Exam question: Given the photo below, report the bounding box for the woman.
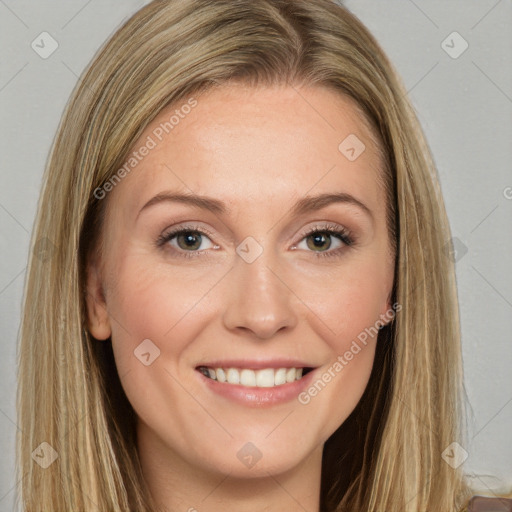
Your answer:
[16,0,510,510]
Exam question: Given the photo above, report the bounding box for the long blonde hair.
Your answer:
[18,0,475,510]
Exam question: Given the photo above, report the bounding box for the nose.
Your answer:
[221,249,298,340]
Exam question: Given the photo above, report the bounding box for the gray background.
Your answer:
[0,1,511,509]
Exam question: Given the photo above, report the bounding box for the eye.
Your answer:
[156,226,218,255]
[156,222,354,259]
[293,223,354,258]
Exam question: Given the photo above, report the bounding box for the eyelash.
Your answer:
[155,224,218,260]
[155,222,355,260]
[295,222,354,259]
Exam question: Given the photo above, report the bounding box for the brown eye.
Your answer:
[294,225,353,259]
[176,231,203,250]
[305,232,333,252]
[158,228,216,253]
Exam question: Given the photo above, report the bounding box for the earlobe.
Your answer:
[85,262,112,340]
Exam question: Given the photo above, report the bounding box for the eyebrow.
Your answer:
[137,191,372,220]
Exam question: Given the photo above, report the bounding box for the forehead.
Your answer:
[107,84,385,218]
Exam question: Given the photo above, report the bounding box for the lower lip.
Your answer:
[197,369,316,407]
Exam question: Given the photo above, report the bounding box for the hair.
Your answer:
[17,0,481,510]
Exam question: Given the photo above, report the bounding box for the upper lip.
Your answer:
[195,359,317,370]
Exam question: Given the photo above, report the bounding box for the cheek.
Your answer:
[105,251,226,385]
[294,255,390,352]
[292,266,387,436]
[104,256,224,443]
[264,254,390,424]
[106,245,227,340]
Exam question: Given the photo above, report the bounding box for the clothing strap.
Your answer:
[468,496,512,511]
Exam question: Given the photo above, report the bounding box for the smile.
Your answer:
[197,366,313,388]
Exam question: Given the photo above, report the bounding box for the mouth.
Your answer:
[196,366,314,388]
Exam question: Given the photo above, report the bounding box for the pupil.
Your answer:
[308,232,331,251]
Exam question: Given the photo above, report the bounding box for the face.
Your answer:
[86,84,395,480]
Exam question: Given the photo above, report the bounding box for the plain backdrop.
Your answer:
[1,1,511,510]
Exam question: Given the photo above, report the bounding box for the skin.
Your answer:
[86,84,395,512]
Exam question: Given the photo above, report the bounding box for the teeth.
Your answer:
[274,368,287,386]
[286,368,296,383]
[226,368,240,384]
[256,368,275,387]
[240,369,256,386]
[200,366,308,387]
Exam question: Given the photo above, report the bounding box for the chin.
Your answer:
[190,432,320,479]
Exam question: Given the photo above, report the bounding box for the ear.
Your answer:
[378,287,397,328]
[378,252,397,326]
[85,260,112,340]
